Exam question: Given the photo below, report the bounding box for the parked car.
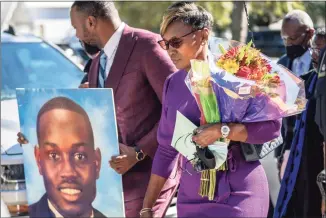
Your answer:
[57,36,90,66]
[247,30,285,58]
[1,31,84,216]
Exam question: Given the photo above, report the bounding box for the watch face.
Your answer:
[221,125,230,134]
[137,152,144,160]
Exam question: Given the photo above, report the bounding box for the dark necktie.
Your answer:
[98,52,107,88]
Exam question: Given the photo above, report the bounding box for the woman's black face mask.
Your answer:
[80,40,101,56]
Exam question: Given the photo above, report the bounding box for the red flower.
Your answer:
[236,66,252,79]
[225,47,239,59]
[240,55,248,66]
[270,75,280,84]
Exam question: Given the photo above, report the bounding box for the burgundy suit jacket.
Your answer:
[88,25,179,214]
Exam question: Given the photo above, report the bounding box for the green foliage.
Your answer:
[115,2,171,33]
[114,1,325,33]
[196,1,233,32]
[249,1,305,26]
[115,1,233,33]
[303,2,326,27]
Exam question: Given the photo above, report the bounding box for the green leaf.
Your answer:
[218,44,227,54]
[247,40,253,48]
[238,46,246,60]
[198,91,221,123]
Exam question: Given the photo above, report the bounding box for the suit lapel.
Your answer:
[38,194,55,218]
[105,25,137,94]
[89,54,101,88]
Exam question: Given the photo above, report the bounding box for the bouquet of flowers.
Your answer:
[185,37,307,200]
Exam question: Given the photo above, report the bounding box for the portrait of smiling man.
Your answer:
[28,96,106,218]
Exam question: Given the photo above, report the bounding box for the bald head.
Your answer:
[36,97,94,147]
[283,9,314,29]
[281,10,315,49]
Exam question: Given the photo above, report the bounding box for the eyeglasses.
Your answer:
[158,29,200,50]
[282,31,307,42]
[310,47,321,55]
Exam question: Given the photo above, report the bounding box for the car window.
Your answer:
[1,42,83,100]
[247,31,285,57]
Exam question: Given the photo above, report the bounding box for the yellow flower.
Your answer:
[223,59,239,74]
[216,59,225,68]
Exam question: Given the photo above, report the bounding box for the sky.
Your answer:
[16,88,124,217]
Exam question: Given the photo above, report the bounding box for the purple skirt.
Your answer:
[176,145,269,217]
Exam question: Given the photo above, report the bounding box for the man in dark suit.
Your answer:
[315,43,326,216]
[274,28,326,218]
[29,194,105,218]
[70,2,178,217]
[275,10,315,179]
[29,97,106,218]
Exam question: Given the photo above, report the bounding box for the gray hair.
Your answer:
[71,1,118,20]
[283,9,314,29]
[315,27,326,38]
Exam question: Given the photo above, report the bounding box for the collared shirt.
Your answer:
[103,22,125,78]
[292,49,312,77]
[47,199,94,218]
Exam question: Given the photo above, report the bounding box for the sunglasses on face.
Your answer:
[158,29,201,50]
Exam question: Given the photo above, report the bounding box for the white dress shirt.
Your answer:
[292,49,311,77]
[103,22,125,78]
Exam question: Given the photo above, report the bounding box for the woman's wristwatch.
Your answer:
[134,145,145,161]
[221,124,230,138]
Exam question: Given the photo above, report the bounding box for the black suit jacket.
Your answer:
[275,54,314,159]
[315,47,326,141]
[276,55,324,217]
[29,194,106,218]
[80,59,92,85]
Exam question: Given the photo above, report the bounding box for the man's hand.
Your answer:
[109,143,138,175]
[280,150,290,180]
[79,82,89,88]
[322,199,326,216]
[17,132,29,144]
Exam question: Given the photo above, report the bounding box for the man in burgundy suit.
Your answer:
[70,2,179,217]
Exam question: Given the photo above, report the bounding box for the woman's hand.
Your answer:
[192,123,222,147]
[79,82,89,88]
[321,199,326,217]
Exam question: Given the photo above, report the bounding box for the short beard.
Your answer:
[82,27,99,47]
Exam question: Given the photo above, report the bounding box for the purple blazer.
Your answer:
[88,25,178,216]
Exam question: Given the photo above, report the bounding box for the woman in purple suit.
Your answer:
[141,2,281,217]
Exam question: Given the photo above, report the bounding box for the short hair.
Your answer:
[160,1,213,35]
[315,27,326,39]
[36,97,94,147]
[283,9,314,30]
[71,1,118,20]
